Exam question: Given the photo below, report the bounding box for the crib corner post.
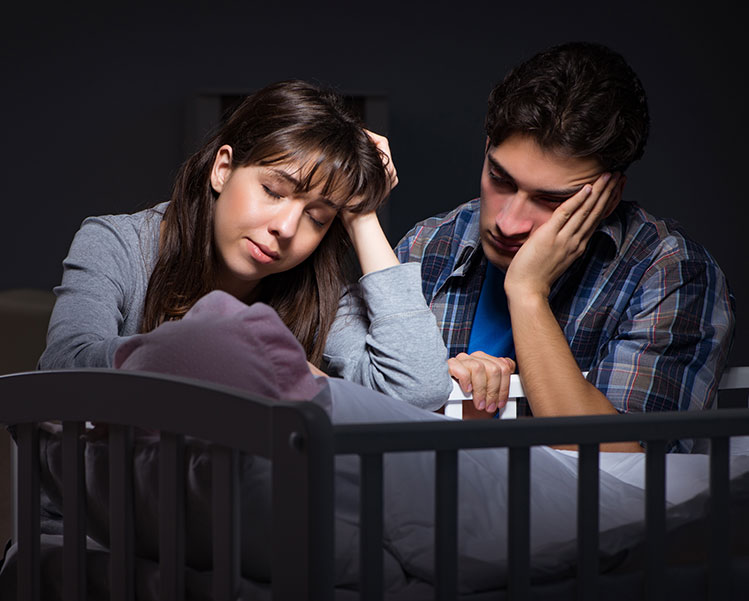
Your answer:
[271,402,334,601]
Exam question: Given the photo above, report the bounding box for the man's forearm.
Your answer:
[509,292,642,452]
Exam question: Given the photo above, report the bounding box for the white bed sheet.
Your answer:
[327,377,749,593]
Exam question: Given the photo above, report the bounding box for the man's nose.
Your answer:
[496,194,534,238]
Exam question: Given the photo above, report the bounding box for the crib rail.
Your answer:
[334,409,749,601]
[3,369,749,601]
[2,369,334,601]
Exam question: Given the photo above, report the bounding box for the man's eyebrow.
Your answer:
[487,154,583,199]
[486,155,515,183]
[267,168,340,209]
[535,184,585,199]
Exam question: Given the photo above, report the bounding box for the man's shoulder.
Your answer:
[396,199,480,261]
[618,202,719,266]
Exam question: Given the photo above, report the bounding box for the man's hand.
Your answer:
[447,351,516,415]
[504,172,623,300]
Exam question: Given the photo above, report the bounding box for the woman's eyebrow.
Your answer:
[267,168,341,209]
[267,168,301,187]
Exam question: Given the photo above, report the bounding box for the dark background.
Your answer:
[2,1,747,366]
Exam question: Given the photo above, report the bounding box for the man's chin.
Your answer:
[480,240,513,272]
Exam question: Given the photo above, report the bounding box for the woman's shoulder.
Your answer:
[81,201,167,233]
[76,202,167,253]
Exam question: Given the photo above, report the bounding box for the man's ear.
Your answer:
[603,174,626,218]
[210,145,234,193]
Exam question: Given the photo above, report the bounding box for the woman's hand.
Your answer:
[365,129,399,191]
[341,130,400,275]
[307,361,328,377]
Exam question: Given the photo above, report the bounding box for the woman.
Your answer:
[39,80,451,407]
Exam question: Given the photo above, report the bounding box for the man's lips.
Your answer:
[246,238,279,264]
[487,231,524,253]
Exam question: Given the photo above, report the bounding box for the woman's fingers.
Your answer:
[364,129,398,190]
[307,361,328,377]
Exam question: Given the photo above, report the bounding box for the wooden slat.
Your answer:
[435,450,458,601]
[17,423,40,601]
[211,446,239,601]
[360,453,383,601]
[272,404,334,601]
[63,421,87,601]
[507,447,530,601]
[645,440,666,601]
[577,443,599,601]
[709,436,730,601]
[159,431,186,601]
[109,424,134,601]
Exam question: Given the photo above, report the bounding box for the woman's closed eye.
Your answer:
[262,185,283,199]
[306,211,327,228]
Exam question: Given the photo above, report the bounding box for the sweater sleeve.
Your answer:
[38,216,146,369]
[322,262,452,410]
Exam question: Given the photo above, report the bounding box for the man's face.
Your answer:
[479,134,604,271]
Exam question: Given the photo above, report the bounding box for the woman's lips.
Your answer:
[246,238,279,264]
[487,231,523,254]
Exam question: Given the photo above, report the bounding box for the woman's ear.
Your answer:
[210,145,234,193]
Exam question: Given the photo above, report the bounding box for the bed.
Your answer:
[1,367,749,601]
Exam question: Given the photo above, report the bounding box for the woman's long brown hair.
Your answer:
[141,80,391,366]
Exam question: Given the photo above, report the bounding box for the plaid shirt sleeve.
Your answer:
[590,255,735,414]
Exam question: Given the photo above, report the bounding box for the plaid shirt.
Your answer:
[396,199,735,439]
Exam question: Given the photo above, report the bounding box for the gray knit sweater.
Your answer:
[40,204,452,409]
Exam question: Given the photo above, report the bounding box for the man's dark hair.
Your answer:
[485,42,650,171]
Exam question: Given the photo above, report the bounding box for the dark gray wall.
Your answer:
[2,2,747,365]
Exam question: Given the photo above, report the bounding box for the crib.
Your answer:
[1,368,749,601]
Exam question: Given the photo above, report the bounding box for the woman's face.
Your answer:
[210,145,342,300]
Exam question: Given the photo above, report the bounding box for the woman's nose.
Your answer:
[268,202,304,239]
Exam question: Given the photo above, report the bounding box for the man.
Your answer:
[396,42,735,452]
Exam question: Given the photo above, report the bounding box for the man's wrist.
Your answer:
[505,287,549,312]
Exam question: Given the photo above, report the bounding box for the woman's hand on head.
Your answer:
[337,130,401,276]
[340,130,397,232]
[365,129,398,192]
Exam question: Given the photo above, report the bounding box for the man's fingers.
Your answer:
[549,172,621,263]
[575,172,621,240]
[449,352,516,413]
[448,355,473,394]
[467,360,488,411]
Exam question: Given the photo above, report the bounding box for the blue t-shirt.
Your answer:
[467,263,514,359]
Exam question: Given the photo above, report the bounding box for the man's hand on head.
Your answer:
[447,351,516,415]
[504,171,623,301]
